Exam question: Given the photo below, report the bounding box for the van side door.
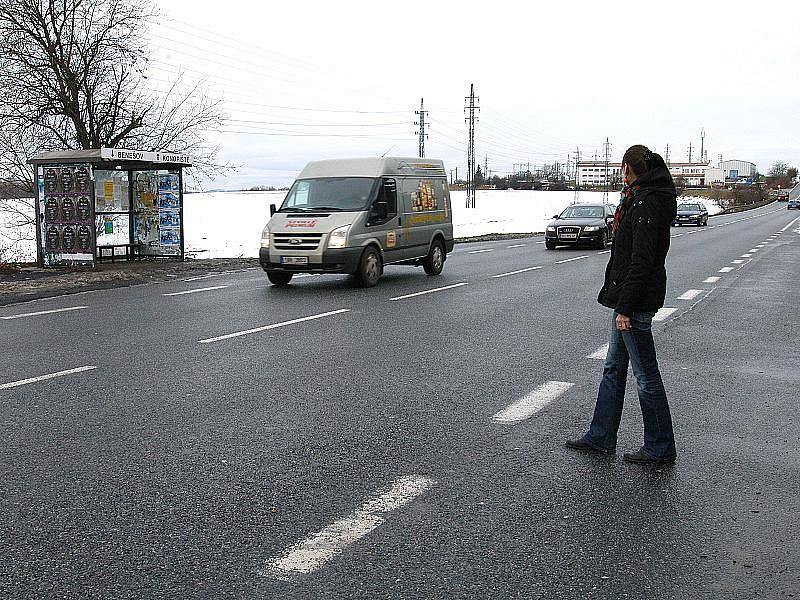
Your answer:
[366,178,400,260]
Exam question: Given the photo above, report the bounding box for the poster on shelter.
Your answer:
[40,163,94,266]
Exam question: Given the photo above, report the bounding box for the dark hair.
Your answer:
[622,144,656,176]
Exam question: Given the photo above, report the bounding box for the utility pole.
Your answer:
[602,137,612,202]
[464,83,479,208]
[484,154,488,184]
[414,98,428,158]
[665,144,670,167]
[573,147,581,204]
[688,142,693,163]
[700,128,705,163]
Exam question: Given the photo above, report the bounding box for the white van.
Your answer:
[259,157,454,287]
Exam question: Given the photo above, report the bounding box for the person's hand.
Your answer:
[616,313,631,331]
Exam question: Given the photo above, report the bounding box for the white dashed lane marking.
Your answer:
[507,244,526,248]
[468,249,493,254]
[718,267,734,273]
[198,309,350,343]
[389,282,469,301]
[587,344,609,360]
[731,260,744,264]
[491,266,542,279]
[492,381,574,424]
[555,255,588,264]
[653,307,677,322]
[260,475,436,580]
[704,276,721,283]
[0,366,97,391]
[163,285,229,297]
[741,254,752,258]
[677,289,703,300]
[0,306,88,320]
[748,249,759,253]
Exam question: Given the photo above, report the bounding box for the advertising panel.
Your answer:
[39,164,94,266]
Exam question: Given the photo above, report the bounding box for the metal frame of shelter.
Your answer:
[28,148,192,268]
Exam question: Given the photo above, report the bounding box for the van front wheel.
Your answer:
[267,271,293,286]
[423,240,445,275]
[356,247,382,287]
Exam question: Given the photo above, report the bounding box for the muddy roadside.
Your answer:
[0,258,261,307]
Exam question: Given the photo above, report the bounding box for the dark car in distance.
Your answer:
[672,202,708,227]
[788,198,799,210]
[545,203,615,250]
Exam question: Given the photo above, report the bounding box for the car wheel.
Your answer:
[545,240,557,250]
[595,229,608,250]
[356,246,382,287]
[267,271,293,286]
[423,239,445,276]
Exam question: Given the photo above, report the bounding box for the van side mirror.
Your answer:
[270,203,277,216]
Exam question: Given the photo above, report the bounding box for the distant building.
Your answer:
[576,160,622,188]
[720,160,757,182]
[667,162,710,187]
[705,167,725,187]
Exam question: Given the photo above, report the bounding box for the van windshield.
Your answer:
[279,177,379,212]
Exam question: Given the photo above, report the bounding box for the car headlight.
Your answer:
[546,226,556,232]
[260,226,270,248]
[328,224,351,249]
[583,225,599,232]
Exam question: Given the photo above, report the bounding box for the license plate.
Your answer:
[560,234,578,239]
[280,256,308,265]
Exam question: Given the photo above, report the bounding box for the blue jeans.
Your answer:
[584,310,677,459]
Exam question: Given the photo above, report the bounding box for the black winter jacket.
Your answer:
[598,165,677,316]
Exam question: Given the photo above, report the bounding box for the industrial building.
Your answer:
[720,160,757,182]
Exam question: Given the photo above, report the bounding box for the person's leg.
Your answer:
[582,310,629,451]
[620,311,677,459]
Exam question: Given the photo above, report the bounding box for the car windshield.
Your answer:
[279,177,379,212]
[559,206,603,219]
[678,204,702,211]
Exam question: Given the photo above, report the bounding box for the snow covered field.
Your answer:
[184,189,722,259]
[2,190,722,261]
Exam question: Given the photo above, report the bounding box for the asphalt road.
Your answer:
[1,203,799,599]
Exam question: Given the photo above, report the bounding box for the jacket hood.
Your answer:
[634,157,677,220]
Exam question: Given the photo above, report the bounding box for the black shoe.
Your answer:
[622,449,676,465]
[565,437,615,455]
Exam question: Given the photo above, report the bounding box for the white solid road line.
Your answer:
[704,276,721,283]
[677,289,703,301]
[389,282,468,301]
[468,249,493,254]
[0,306,88,320]
[780,216,800,232]
[597,250,611,255]
[507,244,526,248]
[672,233,684,237]
[555,255,588,264]
[261,475,436,580]
[492,381,574,424]
[587,343,609,360]
[0,365,97,391]
[653,307,677,322]
[198,309,350,344]
[718,267,734,273]
[163,285,229,297]
[491,266,543,279]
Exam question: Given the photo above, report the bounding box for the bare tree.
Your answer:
[0,0,228,261]
[768,161,789,178]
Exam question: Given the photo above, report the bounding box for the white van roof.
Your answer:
[297,157,446,179]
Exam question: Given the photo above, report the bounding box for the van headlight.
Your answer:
[260,226,270,248]
[328,224,351,249]
[583,225,599,232]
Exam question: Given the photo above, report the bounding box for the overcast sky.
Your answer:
[152,0,800,189]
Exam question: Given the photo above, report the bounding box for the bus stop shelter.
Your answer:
[29,148,192,267]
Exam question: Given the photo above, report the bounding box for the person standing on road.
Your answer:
[567,145,678,464]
